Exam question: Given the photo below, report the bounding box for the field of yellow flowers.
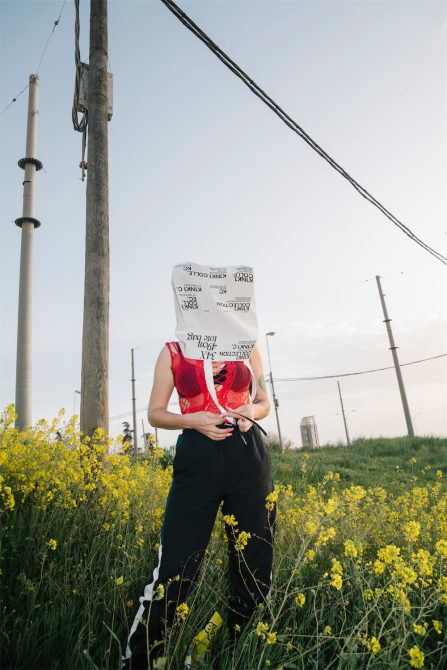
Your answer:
[1,403,446,669]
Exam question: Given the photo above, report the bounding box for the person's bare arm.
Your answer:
[226,344,270,431]
[148,346,234,440]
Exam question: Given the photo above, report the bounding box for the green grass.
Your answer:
[271,436,447,495]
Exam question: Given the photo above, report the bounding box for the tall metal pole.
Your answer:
[266,332,283,451]
[80,0,110,441]
[337,381,351,446]
[375,275,414,437]
[14,74,43,430]
[131,348,138,456]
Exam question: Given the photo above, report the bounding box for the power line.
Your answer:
[108,354,445,420]
[274,353,446,382]
[1,0,68,114]
[110,400,179,422]
[160,0,447,266]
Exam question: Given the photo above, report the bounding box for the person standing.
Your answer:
[122,340,276,669]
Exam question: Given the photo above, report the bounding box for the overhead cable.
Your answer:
[160,0,447,266]
[1,0,67,114]
[108,353,445,420]
[274,353,447,382]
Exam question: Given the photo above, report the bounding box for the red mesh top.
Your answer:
[165,341,252,414]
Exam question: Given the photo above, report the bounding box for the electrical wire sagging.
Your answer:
[275,353,447,382]
[160,0,447,266]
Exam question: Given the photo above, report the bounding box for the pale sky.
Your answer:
[1,0,446,448]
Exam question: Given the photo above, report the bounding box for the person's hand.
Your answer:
[225,404,257,433]
[187,411,234,441]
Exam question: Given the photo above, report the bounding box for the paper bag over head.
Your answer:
[172,262,258,362]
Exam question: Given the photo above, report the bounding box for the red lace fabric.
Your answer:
[165,341,252,414]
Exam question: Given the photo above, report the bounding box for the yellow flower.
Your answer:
[115,576,124,586]
[305,520,318,535]
[403,520,421,543]
[266,631,277,645]
[304,549,315,563]
[361,633,381,654]
[255,621,269,639]
[413,622,428,635]
[408,645,424,668]
[126,599,134,608]
[432,620,442,634]
[331,557,343,575]
[330,573,342,590]
[294,593,306,607]
[235,530,251,552]
[223,514,238,527]
[175,602,189,620]
[316,526,336,546]
[324,497,337,514]
[343,539,358,558]
[153,583,165,600]
[377,544,401,563]
[435,539,447,558]
[286,641,293,652]
[323,625,332,635]
[265,490,278,511]
[47,539,57,551]
[436,470,443,478]
[373,559,385,574]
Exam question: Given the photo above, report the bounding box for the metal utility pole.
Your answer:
[337,381,351,446]
[266,332,283,451]
[375,275,414,437]
[131,348,138,455]
[14,74,43,430]
[80,0,110,441]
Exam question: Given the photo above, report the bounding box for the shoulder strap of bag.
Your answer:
[203,359,256,423]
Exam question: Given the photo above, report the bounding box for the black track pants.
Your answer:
[122,423,276,670]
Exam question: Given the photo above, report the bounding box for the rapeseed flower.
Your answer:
[175,602,189,621]
[266,631,277,645]
[408,645,424,668]
[294,593,306,607]
[255,621,269,639]
[235,530,251,552]
[432,620,442,634]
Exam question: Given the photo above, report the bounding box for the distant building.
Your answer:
[300,416,319,448]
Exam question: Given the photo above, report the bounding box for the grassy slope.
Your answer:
[271,436,447,495]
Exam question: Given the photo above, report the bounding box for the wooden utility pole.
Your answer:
[375,275,414,437]
[80,0,110,441]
